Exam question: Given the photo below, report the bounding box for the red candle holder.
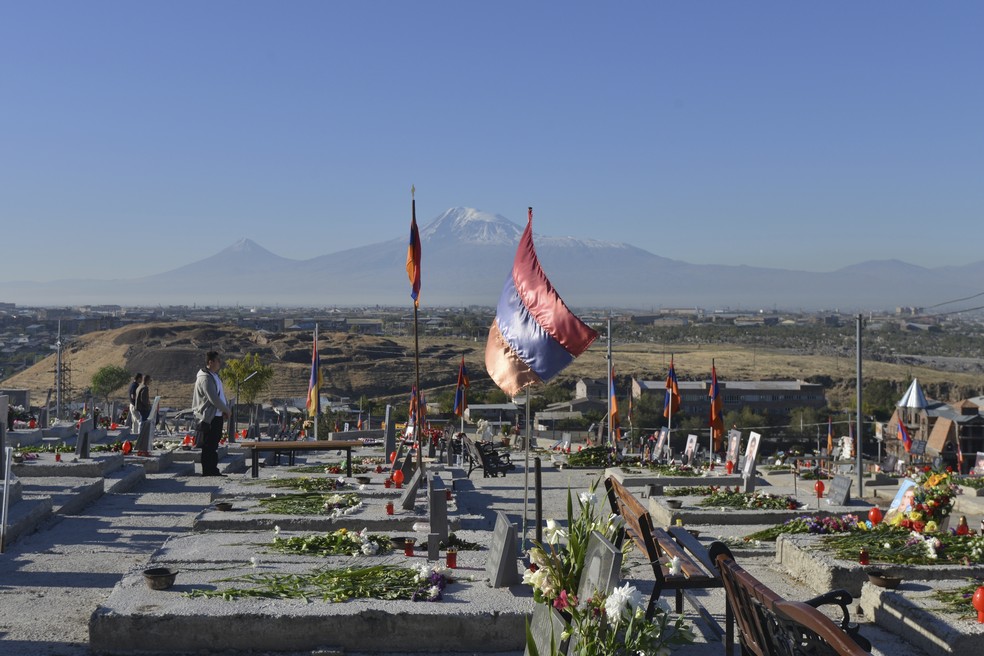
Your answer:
[383,478,392,489]
[859,548,869,565]
[725,460,734,475]
[973,586,984,623]
[445,489,452,501]
[404,539,415,557]
[446,548,457,569]
[385,502,394,515]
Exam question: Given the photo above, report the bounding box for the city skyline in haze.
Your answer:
[3,2,983,283]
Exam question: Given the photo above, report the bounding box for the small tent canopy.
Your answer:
[897,378,928,410]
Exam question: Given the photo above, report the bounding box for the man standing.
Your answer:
[128,373,143,432]
[192,351,230,476]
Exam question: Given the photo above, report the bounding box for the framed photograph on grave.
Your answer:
[684,434,698,461]
[653,427,668,457]
[742,431,761,477]
[973,453,984,476]
[910,440,927,456]
[887,479,919,514]
[726,429,741,464]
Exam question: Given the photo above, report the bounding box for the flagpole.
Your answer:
[313,323,319,440]
[708,359,714,467]
[522,386,531,551]
[412,191,422,472]
[607,316,613,448]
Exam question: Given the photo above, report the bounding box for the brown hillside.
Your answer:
[4,321,980,412]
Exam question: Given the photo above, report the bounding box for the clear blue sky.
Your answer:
[3,2,982,282]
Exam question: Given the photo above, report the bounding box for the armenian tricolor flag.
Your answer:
[485,208,598,396]
[306,333,322,418]
[453,355,469,417]
[664,357,680,418]
[709,361,724,451]
[826,416,833,454]
[898,421,912,453]
[406,186,421,307]
[609,365,621,443]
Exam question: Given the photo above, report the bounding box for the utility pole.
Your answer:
[856,314,863,498]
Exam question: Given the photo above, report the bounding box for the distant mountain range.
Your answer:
[4,207,982,310]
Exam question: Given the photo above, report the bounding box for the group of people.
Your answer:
[125,350,229,476]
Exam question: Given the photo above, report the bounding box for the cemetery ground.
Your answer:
[2,442,981,655]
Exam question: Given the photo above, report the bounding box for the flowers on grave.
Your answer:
[885,469,957,532]
[524,480,624,604]
[743,513,862,542]
[546,582,693,656]
[523,480,692,656]
[256,491,362,516]
[187,563,455,602]
[697,490,799,511]
[270,527,394,557]
[264,476,350,493]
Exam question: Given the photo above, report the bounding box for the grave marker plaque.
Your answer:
[399,468,425,510]
[742,431,761,478]
[75,416,93,459]
[525,603,569,656]
[575,530,622,602]
[726,429,741,464]
[428,476,449,542]
[829,475,852,505]
[910,440,927,456]
[485,510,520,587]
[684,434,698,463]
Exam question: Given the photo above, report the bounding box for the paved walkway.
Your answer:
[0,453,957,655]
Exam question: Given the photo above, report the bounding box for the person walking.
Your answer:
[128,373,143,433]
[192,351,230,476]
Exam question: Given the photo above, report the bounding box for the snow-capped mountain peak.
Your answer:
[419,207,522,245]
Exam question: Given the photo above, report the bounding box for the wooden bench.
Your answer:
[461,435,514,478]
[708,541,871,656]
[605,476,733,653]
[239,440,363,478]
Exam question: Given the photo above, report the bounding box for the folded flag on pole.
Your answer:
[898,421,912,453]
[663,357,680,418]
[609,364,621,443]
[406,186,422,307]
[453,355,469,417]
[306,333,322,418]
[709,360,724,451]
[826,416,834,454]
[485,208,598,396]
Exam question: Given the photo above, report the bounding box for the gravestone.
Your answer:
[485,510,520,587]
[726,428,741,464]
[881,454,898,474]
[399,468,425,511]
[525,603,569,656]
[399,451,416,482]
[75,416,94,459]
[828,475,852,505]
[383,405,395,462]
[134,396,160,453]
[910,440,927,456]
[575,530,622,602]
[428,475,449,542]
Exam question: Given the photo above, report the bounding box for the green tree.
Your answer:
[220,354,274,405]
[90,365,132,405]
[787,407,824,439]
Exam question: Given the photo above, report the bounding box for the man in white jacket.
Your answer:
[192,351,231,476]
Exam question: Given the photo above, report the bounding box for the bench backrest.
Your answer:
[605,476,659,564]
[709,542,869,656]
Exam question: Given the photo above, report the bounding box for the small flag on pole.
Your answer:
[664,357,680,418]
[709,360,724,451]
[898,421,912,453]
[453,355,470,417]
[609,365,621,443]
[485,208,598,396]
[826,416,834,454]
[406,185,422,307]
[306,333,322,418]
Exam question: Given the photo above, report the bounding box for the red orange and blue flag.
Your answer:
[453,355,469,417]
[406,186,421,307]
[484,208,598,396]
[306,333,322,418]
[709,361,724,450]
[898,421,912,453]
[609,365,621,443]
[664,357,680,418]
